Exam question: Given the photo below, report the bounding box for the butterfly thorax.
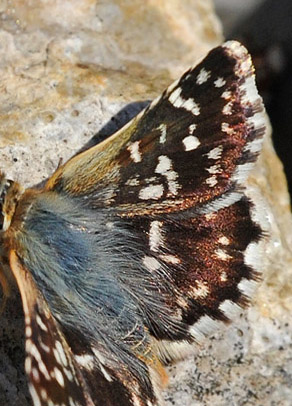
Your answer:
[0,172,24,232]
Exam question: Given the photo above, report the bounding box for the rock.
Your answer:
[0,0,221,187]
[0,1,291,406]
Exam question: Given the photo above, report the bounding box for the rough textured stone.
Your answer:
[0,0,221,187]
[0,1,291,406]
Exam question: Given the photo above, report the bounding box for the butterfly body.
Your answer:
[0,41,267,406]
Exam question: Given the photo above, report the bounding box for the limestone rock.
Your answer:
[0,0,221,187]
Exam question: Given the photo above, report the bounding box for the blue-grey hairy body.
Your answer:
[14,191,156,380]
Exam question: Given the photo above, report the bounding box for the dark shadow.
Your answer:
[228,0,292,199]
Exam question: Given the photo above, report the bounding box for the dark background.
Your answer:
[215,0,292,198]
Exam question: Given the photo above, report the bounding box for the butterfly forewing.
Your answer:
[3,41,267,406]
[47,42,265,217]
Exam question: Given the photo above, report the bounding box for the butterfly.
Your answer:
[0,41,266,406]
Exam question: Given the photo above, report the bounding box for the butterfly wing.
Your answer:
[9,249,164,406]
[126,196,262,361]
[9,250,93,406]
[44,40,266,351]
[5,40,267,406]
[46,41,265,216]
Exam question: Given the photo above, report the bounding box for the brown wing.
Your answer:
[4,41,267,406]
[122,196,263,360]
[45,41,266,217]
[9,250,93,406]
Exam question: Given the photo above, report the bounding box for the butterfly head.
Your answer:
[0,172,23,232]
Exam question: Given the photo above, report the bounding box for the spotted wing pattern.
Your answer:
[9,251,92,406]
[47,42,265,217]
[3,41,267,406]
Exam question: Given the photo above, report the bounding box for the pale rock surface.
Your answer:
[0,1,291,406]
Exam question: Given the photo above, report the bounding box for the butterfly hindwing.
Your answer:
[124,197,262,359]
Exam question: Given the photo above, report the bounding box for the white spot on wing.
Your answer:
[158,123,167,143]
[40,388,48,401]
[26,339,51,380]
[183,135,200,151]
[126,177,140,186]
[54,367,65,387]
[160,254,181,264]
[207,146,223,160]
[241,75,261,105]
[75,354,95,370]
[191,281,209,298]
[244,136,263,154]
[55,340,68,367]
[196,68,211,84]
[36,315,48,332]
[92,348,113,382]
[222,122,235,135]
[28,383,41,406]
[206,164,221,174]
[25,326,32,337]
[206,175,218,187]
[232,162,254,183]
[221,90,232,100]
[168,87,183,107]
[25,356,32,374]
[238,277,258,298]
[168,87,200,116]
[64,367,74,383]
[25,315,31,325]
[214,77,226,88]
[53,347,62,366]
[40,340,50,353]
[223,100,233,115]
[143,256,161,272]
[155,155,179,195]
[127,141,142,163]
[149,221,164,252]
[184,98,200,116]
[139,184,164,200]
[219,236,230,245]
[215,249,232,261]
[69,397,79,406]
[145,176,157,183]
[189,123,197,134]
[155,155,171,173]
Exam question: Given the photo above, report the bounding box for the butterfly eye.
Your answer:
[0,177,13,231]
